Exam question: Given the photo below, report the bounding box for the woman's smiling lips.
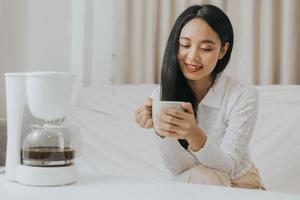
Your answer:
[185,63,203,72]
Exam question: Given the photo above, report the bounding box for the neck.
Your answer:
[188,76,213,102]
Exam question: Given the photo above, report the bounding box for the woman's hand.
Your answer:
[134,98,153,128]
[156,102,207,151]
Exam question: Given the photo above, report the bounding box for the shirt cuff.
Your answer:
[188,135,215,163]
[153,130,166,140]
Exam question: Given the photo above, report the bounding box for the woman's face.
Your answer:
[177,18,228,83]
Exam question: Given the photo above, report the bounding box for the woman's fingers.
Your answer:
[135,105,144,115]
[137,115,149,128]
[145,98,153,107]
[135,102,153,129]
[144,118,153,128]
[139,115,148,127]
[135,105,152,122]
[141,108,152,116]
[157,111,190,137]
[180,102,194,114]
[157,130,183,139]
[160,108,186,119]
[159,120,178,132]
[158,111,181,126]
[135,103,152,116]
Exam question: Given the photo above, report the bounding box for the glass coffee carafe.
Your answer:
[21,119,78,167]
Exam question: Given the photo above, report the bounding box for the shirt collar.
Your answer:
[200,73,227,108]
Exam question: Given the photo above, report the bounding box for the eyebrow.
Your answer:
[179,37,216,44]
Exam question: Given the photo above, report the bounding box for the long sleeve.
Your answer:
[155,135,198,175]
[150,87,198,175]
[190,87,259,178]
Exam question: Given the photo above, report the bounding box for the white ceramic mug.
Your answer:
[152,101,184,132]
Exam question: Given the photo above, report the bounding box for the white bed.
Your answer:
[2,84,300,199]
[67,84,300,196]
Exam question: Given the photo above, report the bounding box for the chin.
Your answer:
[183,73,205,81]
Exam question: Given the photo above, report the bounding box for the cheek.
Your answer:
[203,52,220,64]
[177,49,220,66]
[177,51,185,63]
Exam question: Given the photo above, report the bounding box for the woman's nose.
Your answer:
[187,47,201,62]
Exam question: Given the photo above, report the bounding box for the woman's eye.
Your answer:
[180,44,190,48]
[201,48,213,52]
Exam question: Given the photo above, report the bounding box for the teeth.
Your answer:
[187,64,201,71]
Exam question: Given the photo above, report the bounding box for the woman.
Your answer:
[135,4,265,189]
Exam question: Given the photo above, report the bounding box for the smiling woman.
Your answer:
[135,4,265,190]
[161,4,233,120]
[177,18,229,99]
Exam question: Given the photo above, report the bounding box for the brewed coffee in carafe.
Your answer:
[21,119,77,167]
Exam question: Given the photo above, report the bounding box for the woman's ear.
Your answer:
[218,42,229,60]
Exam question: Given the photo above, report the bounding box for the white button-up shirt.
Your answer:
[151,73,259,179]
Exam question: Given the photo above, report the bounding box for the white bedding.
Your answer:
[69,84,169,180]
[68,84,300,195]
[251,85,300,193]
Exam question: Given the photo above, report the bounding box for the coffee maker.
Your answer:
[5,72,80,186]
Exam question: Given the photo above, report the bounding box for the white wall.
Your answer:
[0,0,115,119]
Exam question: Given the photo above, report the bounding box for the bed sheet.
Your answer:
[251,85,300,193]
[68,84,169,180]
[69,84,300,194]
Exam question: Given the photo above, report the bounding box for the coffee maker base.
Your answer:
[16,164,77,186]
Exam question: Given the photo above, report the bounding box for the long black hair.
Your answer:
[160,4,234,119]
